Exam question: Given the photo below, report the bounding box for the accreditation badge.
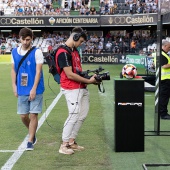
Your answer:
[21,73,28,86]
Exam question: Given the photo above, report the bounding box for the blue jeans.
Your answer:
[17,94,43,114]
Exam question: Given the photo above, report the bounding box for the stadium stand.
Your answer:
[0,0,157,16]
[0,29,159,55]
[0,0,159,55]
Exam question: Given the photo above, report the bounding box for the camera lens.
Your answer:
[102,72,110,80]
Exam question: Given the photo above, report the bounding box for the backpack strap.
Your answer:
[58,44,72,55]
[55,45,73,74]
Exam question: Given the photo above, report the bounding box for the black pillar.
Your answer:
[114,78,144,152]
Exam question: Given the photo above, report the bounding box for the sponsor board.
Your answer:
[82,54,126,64]
[125,55,145,68]
[0,14,158,27]
[0,16,100,27]
[101,14,157,26]
[81,54,148,66]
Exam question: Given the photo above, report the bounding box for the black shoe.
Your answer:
[161,114,170,120]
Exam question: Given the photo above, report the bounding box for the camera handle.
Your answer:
[98,81,105,93]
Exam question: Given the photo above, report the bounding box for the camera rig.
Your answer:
[77,66,110,93]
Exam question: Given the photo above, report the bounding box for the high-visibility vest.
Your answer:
[161,51,170,80]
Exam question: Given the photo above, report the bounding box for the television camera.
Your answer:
[77,66,110,93]
[77,66,110,82]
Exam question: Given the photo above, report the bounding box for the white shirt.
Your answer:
[11,45,44,64]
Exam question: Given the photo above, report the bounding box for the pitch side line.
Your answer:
[0,150,20,153]
[1,91,62,170]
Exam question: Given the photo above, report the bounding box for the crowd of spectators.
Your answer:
[0,0,90,16]
[35,30,156,55]
[0,0,158,16]
[80,30,157,55]
[0,0,65,16]
[0,30,157,55]
[99,0,158,15]
[0,32,18,54]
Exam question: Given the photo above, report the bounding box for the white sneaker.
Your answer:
[59,144,74,155]
[70,142,84,151]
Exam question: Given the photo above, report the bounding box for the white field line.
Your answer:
[0,150,19,153]
[1,91,62,170]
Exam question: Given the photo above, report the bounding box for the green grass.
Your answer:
[1,63,170,170]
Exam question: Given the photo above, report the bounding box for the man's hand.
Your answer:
[89,74,101,84]
[13,92,18,97]
[29,89,36,101]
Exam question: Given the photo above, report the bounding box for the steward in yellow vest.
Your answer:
[158,40,170,119]
[161,51,170,80]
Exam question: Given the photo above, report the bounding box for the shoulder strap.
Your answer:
[98,82,105,93]
[55,45,73,73]
[16,46,35,84]
[58,44,72,55]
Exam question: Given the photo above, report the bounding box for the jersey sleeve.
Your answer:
[35,48,44,64]
[57,52,72,69]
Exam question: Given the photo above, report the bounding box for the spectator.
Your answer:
[97,41,103,54]
[105,31,112,42]
[49,6,56,15]
[88,42,95,54]
[105,41,112,52]
[6,42,12,52]
[113,3,117,13]
[46,0,51,10]
[65,1,69,8]
[90,6,96,15]
[0,43,6,54]
[11,40,18,51]
[99,36,104,42]
[85,6,90,15]
[100,6,105,15]
[79,6,85,15]
[77,0,81,11]
[24,7,29,15]
[122,41,129,53]
[56,7,61,15]
[85,0,89,6]
[84,45,88,53]
[82,0,85,6]
[130,39,136,53]
[63,7,70,15]
[71,0,75,10]
[17,5,24,16]
[129,2,134,14]
[104,2,110,15]
[113,42,120,53]
[12,0,20,7]
[100,1,105,8]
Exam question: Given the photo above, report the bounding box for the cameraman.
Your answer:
[56,27,99,155]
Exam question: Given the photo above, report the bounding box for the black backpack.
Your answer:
[45,45,72,84]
